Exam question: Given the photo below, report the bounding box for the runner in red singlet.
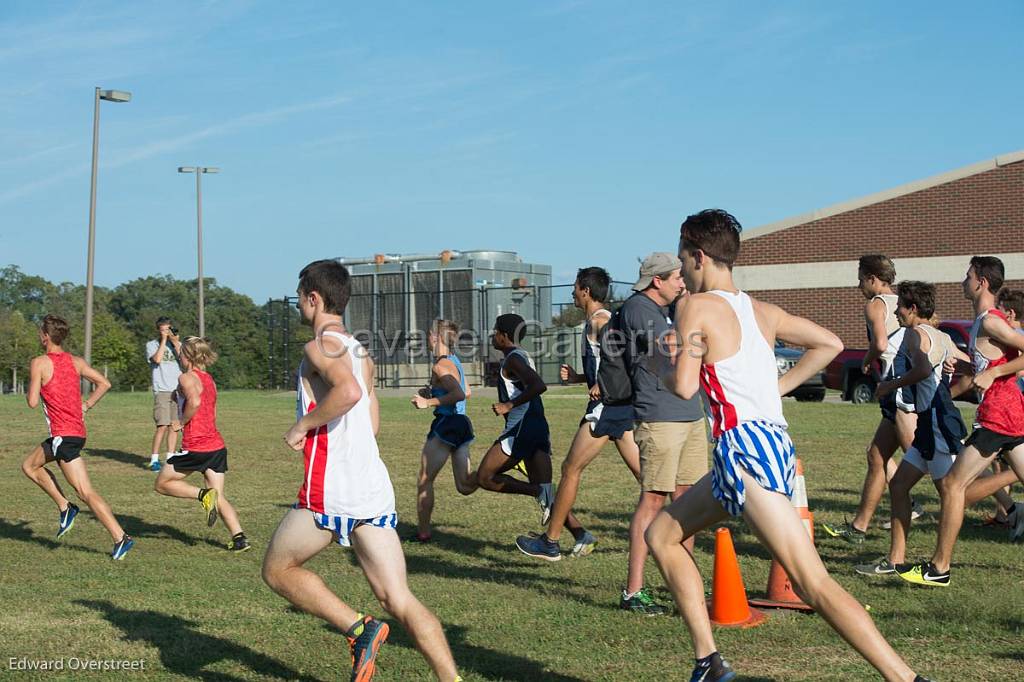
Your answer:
[22,315,134,560]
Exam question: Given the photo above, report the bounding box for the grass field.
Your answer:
[1,390,1022,680]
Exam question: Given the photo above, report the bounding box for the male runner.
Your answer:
[410,319,478,542]
[855,281,967,576]
[475,313,554,523]
[516,267,641,561]
[823,255,920,543]
[22,315,134,560]
[647,209,929,682]
[898,257,1024,586]
[154,336,250,552]
[262,260,460,681]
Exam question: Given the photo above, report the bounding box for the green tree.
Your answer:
[0,309,39,391]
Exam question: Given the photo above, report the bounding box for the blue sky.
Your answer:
[2,1,1022,304]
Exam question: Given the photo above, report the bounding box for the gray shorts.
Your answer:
[153,391,176,426]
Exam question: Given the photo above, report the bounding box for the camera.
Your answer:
[171,327,179,336]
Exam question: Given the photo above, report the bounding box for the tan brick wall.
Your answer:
[737,160,1024,267]
[749,280,1024,348]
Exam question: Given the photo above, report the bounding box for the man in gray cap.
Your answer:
[617,252,708,615]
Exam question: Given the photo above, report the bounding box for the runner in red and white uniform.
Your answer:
[154,337,249,552]
[261,260,460,682]
[645,209,927,682]
[22,315,134,560]
[898,256,1024,587]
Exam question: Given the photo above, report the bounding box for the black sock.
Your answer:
[197,488,207,501]
[233,532,246,540]
[568,527,586,541]
[692,651,716,667]
[1006,502,1016,515]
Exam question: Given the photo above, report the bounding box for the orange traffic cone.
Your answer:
[750,458,814,612]
[707,527,766,627]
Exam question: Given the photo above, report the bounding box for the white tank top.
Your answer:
[911,324,949,412]
[700,291,787,438]
[295,331,395,518]
[869,294,905,378]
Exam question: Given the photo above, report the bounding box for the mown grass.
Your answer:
[1,390,1021,680]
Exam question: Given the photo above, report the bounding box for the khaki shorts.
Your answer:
[153,391,176,426]
[635,420,708,492]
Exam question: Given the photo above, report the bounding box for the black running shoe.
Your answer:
[690,652,736,681]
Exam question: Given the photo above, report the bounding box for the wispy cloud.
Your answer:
[0,93,353,205]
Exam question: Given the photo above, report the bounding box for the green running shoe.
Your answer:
[620,587,668,616]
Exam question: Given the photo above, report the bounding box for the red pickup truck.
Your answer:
[824,320,978,404]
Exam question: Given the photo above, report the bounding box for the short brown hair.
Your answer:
[679,209,742,268]
[858,255,896,285]
[433,319,460,347]
[180,337,218,367]
[298,260,351,315]
[41,315,70,346]
[970,256,1005,293]
[997,288,1024,319]
[896,280,936,319]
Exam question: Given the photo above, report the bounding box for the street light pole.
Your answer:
[84,87,131,375]
[178,166,219,338]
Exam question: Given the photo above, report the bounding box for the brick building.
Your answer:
[734,150,1024,348]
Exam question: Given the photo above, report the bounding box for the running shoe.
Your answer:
[690,652,736,682]
[820,518,866,544]
[348,615,389,682]
[976,514,1010,528]
[570,530,597,558]
[854,557,897,576]
[619,587,668,616]
[198,488,219,527]
[229,534,252,553]
[1008,505,1024,542]
[882,500,925,529]
[57,503,79,539]
[111,535,135,560]
[896,562,950,587]
[516,533,561,561]
[537,484,554,526]
[150,459,161,472]
[512,459,528,477]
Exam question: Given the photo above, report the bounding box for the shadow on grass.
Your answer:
[386,623,589,681]
[76,599,320,682]
[86,448,150,469]
[0,518,105,555]
[118,514,224,549]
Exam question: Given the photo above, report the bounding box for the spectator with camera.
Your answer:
[145,317,182,472]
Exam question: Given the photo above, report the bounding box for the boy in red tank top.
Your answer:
[897,257,1024,587]
[154,337,249,552]
[22,315,134,560]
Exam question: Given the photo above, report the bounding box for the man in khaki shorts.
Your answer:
[618,253,708,615]
[145,317,182,472]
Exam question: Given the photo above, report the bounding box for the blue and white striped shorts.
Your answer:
[712,420,796,517]
[311,510,398,547]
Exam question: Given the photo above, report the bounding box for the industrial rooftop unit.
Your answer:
[337,250,552,366]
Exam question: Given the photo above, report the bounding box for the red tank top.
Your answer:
[973,311,1024,436]
[39,353,86,438]
[182,369,225,452]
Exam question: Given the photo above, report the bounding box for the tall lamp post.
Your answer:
[83,87,131,371]
[177,166,219,337]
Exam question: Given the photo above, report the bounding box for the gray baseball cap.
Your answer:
[632,252,682,291]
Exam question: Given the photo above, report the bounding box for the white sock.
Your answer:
[150,453,159,462]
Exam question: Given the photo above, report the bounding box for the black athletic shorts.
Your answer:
[963,427,1024,458]
[495,416,551,464]
[42,436,86,463]
[585,403,635,441]
[167,448,228,473]
[428,414,475,449]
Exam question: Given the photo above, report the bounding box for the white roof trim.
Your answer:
[742,149,1024,242]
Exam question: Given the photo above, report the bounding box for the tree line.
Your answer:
[0,265,293,392]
